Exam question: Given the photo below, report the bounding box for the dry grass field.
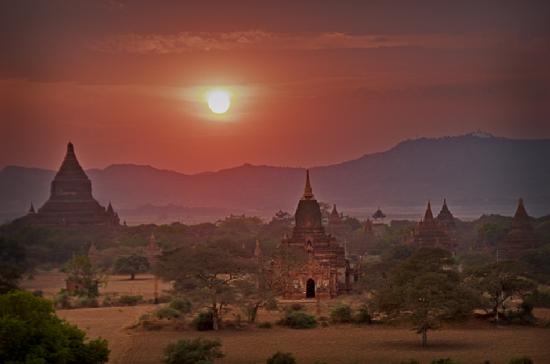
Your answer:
[59,306,550,364]
[21,271,550,364]
[21,270,172,299]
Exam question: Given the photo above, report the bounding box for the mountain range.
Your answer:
[1,133,549,223]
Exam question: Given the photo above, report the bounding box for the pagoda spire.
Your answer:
[424,201,434,221]
[514,198,529,219]
[303,169,314,200]
[28,202,35,214]
[107,201,114,214]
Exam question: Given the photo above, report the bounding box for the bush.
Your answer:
[431,359,460,364]
[508,357,534,364]
[354,304,372,324]
[156,307,181,320]
[281,311,317,329]
[76,296,99,308]
[330,304,353,323]
[257,322,273,329]
[118,295,143,306]
[525,290,550,308]
[266,351,296,364]
[193,311,214,331]
[54,290,72,309]
[163,337,224,364]
[32,290,43,297]
[169,297,192,313]
[0,291,109,364]
[288,303,305,312]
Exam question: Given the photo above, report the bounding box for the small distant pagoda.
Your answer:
[500,198,539,260]
[372,207,386,224]
[15,142,119,226]
[145,232,162,265]
[327,204,346,237]
[436,198,456,230]
[410,201,454,251]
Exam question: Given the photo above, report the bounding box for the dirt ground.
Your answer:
[23,271,550,364]
[58,305,550,364]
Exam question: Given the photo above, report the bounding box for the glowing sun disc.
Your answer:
[207,89,231,114]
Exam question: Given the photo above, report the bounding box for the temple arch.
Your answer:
[306,278,315,298]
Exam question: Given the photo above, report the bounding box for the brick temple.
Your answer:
[501,198,539,260]
[275,170,350,299]
[410,201,455,251]
[15,142,119,226]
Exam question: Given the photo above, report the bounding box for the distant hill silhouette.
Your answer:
[1,133,549,222]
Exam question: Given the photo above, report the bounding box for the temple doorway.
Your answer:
[306,278,315,298]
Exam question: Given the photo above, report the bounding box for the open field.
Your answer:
[58,305,550,364]
[21,270,172,300]
[22,271,550,363]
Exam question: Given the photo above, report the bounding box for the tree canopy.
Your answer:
[0,291,109,364]
[375,248,475,346]
[0,236,27,294]
[114,254,149,280]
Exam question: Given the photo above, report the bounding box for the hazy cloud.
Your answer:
[92,30,549,54]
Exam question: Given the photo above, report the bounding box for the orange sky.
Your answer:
[1,1,549,173]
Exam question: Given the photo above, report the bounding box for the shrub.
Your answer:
[354,304,372,324]
[102,294,118,307]
[156,307,181,320]
[32,290,43,297]
[0,291,109,364]
[169,297,192,313]
[76,296,99,308]
[257,322,273,329]
[525,290,550,308]
[118,295,143,306]
[54,290,71,309]
[508,357,534,364]
[163,337,224,364]
[281,311,317,329]
[431,359,460,364]
[288,303,305,311]
[330,304,353,323]
[193,311,214,331]
[266,351,296,364]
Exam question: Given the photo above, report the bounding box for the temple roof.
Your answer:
[501,198,538,259]
[411,201,454,250]
[436,198,455,228]
[54,142,90,182]
[423,201,434,222]
[303,169,314,200]
[372,207,386,220]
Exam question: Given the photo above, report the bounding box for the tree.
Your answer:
[234,267,278,323]
[63,255,106,297]
[374,248,474,346]
[465,261,536,323]
[114,254,150,280]
[0,236,27,294]
[156,242,254,330]
[163,338,224,364]
[0,291,109,364]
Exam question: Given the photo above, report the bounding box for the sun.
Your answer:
[207,89,231,114]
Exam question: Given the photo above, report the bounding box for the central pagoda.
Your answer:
[17,142,119,226]
[275,170,350,299]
